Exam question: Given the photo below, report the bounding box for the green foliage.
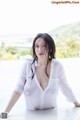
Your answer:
[49,21,80,41]
[0,39,80,59]
[0,47,32,60]
[4,47,17,55]
[0,52,2,57]
[56,39,80,58]
[49,21,80,58]
[3,53,16,60]
[18,49,31,56]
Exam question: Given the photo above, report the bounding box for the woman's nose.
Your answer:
[38,46,43,52]
[38,47,42,51]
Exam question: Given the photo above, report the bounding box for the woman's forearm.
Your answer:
[4,91,21,113]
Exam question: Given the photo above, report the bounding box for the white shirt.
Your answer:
[15,59,77,110]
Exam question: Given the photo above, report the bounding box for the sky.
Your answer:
[0,0,80,37]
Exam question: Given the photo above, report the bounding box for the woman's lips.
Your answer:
[38,53,44,55]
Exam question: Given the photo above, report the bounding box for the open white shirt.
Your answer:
[15,59,77,110]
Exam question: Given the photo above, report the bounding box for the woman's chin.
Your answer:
[38,55,48,60]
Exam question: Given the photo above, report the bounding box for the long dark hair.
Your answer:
[30,33,56,79]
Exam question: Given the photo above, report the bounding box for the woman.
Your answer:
[1,33,80,117]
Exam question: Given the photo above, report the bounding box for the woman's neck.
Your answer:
[37,58,49,67]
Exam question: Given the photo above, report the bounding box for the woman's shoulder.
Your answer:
[52,58,63,68]
[24,58,33,66]
[26,58,33,63]
[52,58,61,64]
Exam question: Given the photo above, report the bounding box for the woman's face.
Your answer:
[35,38,49,60]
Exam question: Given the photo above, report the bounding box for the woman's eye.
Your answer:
[35,45,39,48]
[35,45,46,48]
[43,45,46,48]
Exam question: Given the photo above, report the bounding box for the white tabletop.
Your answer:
[1,107,80,120]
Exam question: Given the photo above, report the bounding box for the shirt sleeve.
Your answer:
[59,64,77,103]
[15,60,28,94]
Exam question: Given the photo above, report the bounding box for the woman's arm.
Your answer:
[3,90,21,113]
[4,60,28,113]
[59,64,80,107]
[0,61,28,118]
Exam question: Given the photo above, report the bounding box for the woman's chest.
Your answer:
[35,66,51,91]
